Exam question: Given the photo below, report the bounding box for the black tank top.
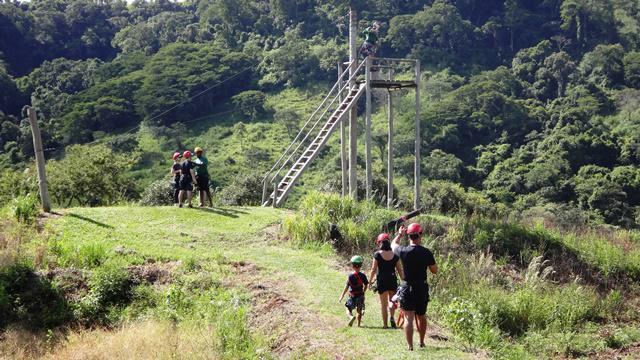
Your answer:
[374,251,399,278]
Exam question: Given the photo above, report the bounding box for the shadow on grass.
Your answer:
[192,207,249,218]
[66,213,114,229]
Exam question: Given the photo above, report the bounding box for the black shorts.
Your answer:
[400,283,429,316]
[376,275,398,294]
[196,175,209,190]
[345,295,365,311]
[179,178,193,191]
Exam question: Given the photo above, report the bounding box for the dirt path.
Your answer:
[223,225,479,360]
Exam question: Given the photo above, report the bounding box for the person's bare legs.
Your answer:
[356,306,363,327]
[403,310,416,350]
[416,314,427,347]
[187,191,193,206]
[198,190,205,207]
[388,290,397,320]
[379,292,389,328]
[206,189,213,207]
[178,190,185,207]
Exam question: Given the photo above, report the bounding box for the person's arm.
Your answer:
[339,284,349,302]
[429,264,438,275]
[190,168,196,184]
[395,260,404,281]
[428,250,438,274]
[363,274,369,293]
[368,258,378,285]
[391,225,406,252]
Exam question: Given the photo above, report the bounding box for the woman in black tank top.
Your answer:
[369,233,404,329]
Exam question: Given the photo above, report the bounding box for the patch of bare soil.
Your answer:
[588,343,640,359]
[128,261,180,285]
[42,268,90,301]
[228,260,348,359]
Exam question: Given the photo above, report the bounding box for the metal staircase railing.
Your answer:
[261,58,368,207]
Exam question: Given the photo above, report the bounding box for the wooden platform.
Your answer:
[357,79,417,89]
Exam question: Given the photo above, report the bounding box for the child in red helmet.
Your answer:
[339,255,369,327]
[170,152,182,205]
[369,233,404,328]
[178,151,197,208]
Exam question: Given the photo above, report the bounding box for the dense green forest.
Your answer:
[1,0,640,227]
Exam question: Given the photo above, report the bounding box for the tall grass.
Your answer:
[285,192,640,359]
[283,191,398,251]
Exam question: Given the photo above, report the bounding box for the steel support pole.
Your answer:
[338,63,348,198]
[414,61,421,210]
[387,69,394,209]
[365,57,372,200]
[348,7,358,200]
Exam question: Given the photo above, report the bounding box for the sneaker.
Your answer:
[348,315,356,327]
[390,317,396,329]
[188,204,193,208]
[178,204,183,208]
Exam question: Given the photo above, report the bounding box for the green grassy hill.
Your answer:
[2,196,640,359]
[1,205,471,359]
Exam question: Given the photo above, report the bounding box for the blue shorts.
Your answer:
[345,295,365,311]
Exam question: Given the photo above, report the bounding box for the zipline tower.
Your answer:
[262,12,422,210]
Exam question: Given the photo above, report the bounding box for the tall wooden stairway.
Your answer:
[262,60,367,207]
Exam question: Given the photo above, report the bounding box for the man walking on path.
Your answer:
[391,223,438,351]
[193,147,213,207]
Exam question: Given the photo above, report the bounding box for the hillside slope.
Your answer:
[3,206,472,359]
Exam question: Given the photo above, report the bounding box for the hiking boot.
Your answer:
[348,315,356,327]
[390,317,396,329]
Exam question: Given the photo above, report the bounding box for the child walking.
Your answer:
[339,255,369,327]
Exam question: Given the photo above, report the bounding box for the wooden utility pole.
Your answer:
[27,107,52,213]
[338,63,348,197]
[348,7,358,200]
[364,56,372,200]
[387,69,394,209]
[414,61,422,210]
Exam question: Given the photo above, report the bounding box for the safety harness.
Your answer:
[348,272,365,297]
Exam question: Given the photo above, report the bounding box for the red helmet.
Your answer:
[407,223,422,235]
[376,233,390,244]
[183,151,191,159]
[172,152,181,160]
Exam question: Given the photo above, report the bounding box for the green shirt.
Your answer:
[362,27,379,45]
[193,155,209,177]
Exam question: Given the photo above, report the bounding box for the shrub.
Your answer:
[89,265,132,307]
[0,263,71,329]
[76,264,133,324]
[420,180,498,217]
[282,192,398,250]
[139,179,174,206]
[11,194,39,223]
[219,172,265,206]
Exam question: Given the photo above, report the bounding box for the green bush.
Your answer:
[421,180,499,217]
[0,263,71,329]
[282,192,398,250]
[139,179,174,206]
[89,264,132,307]
[11,194,39,223]
[220,172,267,206]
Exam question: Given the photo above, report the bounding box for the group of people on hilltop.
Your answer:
[170,147,213,208]
[339,223,438,352]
